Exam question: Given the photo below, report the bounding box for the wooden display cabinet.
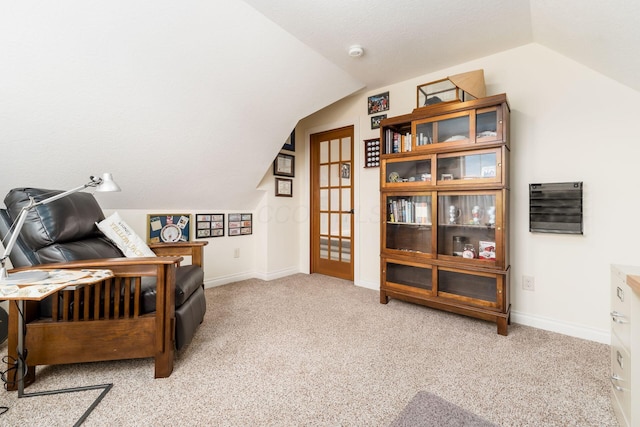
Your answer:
[379,94,511,335]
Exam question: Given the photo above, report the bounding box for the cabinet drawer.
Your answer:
[611,270,632,350]
[611,334,631,426]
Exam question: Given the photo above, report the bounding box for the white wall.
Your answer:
[254,137,305,280]
[109,131,306,287]
[296,43,640,343]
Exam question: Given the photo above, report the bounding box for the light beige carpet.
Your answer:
[0,274,617,426]
[389,391,498,427]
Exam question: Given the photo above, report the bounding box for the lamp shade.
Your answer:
[95,173,121,192]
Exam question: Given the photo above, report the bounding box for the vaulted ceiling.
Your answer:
[245,0,640,93]
[1,1,638,210]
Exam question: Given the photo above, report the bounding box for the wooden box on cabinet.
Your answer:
[379,94,511,335]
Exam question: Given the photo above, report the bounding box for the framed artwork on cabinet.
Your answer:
[274,153,295,177]
[147,214,191,243]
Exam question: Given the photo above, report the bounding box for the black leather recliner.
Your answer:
[0,187,207,350]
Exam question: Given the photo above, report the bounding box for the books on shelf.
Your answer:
[388,198,431,225]
[384,129,436,153]
[384,130,415,154]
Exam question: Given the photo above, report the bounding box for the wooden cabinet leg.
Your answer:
[497,317,508,336]
[380,292,389,304]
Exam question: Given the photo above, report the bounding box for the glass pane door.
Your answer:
[311,127,354,280]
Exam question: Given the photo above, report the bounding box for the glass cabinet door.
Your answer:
[383,259,433,293]
[435,148,502,185]
[413,111,470,147]
[382,154,433,187]
[384,194,433,255]
[437,267,505,310]
[475,106,503,143]
[437,192,502,267]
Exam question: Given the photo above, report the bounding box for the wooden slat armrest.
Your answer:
[149,241,208,268]
[10,256,184,277]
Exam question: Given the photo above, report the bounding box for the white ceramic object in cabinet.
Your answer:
[610,264,640,427]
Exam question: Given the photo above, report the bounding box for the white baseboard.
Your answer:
[511,310,610,344]
[254,267,300,282]
[204,272,254,288]
[203,267,300,288]
[355,279,379,291]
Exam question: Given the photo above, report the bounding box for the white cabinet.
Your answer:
[610,265,640,427]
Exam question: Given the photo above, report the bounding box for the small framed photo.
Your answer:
[371,114,386,130]
[147,214,191,243]
[341,163,351,179]
[282,129,295,152]
[275,178,293,197]
[195,213,225,238]
[274,153,295,177]
[368,91,389,114]
[440,173,454,181]
[229,213,252,236]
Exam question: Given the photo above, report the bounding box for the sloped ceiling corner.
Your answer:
[0,0,363,210]
[530,0,640,93]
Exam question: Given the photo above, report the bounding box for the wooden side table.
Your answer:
[0,268,115,426]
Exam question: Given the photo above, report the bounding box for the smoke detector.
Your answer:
[348,45,364,57]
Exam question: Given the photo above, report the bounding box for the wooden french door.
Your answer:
[310,126,354,281]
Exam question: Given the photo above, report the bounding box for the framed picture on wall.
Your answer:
[195,214,225,238]
[371,114,386,129]
[228,213,252,236]
[282,129,295,152]
[274,153,295,177]
[275,178,293,197]
[367,91,389,114]
[147,214,191,243]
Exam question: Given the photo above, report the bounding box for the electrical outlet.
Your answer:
[522,275,535,291]
[234,248,240,258]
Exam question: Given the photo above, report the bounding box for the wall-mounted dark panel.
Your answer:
[529,182,583,234]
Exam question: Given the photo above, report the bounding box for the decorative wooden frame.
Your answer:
[147,214,191,243]
[275,178,293,197]
[228,213,252,236]
[195,213,225,238]
[364,138,381,168]
[368,91,389,114]
[274,153,295,177]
